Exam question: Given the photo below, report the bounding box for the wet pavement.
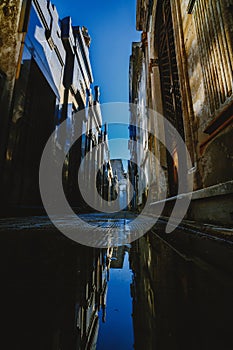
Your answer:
[0,213,233,349]
[0,212,155,247]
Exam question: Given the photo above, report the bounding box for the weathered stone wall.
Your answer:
[0,0,23,84]
[179,0,206,124]
[180,0,233,187]
[177,0,233,187]
[133,0,233,225]
[0,0,23,180]
[170,0,233,224]
[201,125,233,187]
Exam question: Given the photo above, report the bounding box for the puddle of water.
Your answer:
[1,224,233,350]
[97,250,134,350]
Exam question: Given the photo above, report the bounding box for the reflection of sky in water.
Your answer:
[97,251,134,350]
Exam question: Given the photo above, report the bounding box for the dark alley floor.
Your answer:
[0,212,233,349]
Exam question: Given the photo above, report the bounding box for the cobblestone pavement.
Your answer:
[0,212,157,247]
[0,212,133,231]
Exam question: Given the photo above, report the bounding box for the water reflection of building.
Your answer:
[130,232,233,350]
[130,235,156,350]
[1,232,111,349]
[110,245,126,269]
[76,246,112,349]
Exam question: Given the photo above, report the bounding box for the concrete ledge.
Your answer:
[150,180,233,204]
[191,180,233,200]
[150,180,233,227]
[189,181,233,226]
[188,193,233,226]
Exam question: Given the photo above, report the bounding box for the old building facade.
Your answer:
[111,159,128,210]
[0,0,112,213]
[129,42,150,209]
[130,0,233,225]
[2,0,66,207]
[0,0,31,197]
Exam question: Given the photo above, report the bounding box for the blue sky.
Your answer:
[55,0,140,159]
[55,0,140,104]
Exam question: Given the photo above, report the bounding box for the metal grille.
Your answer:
[157,0,184,139]
[193,0,233,114]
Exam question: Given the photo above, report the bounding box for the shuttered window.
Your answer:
[192,0,233,115]
[157,0,185,139]
[157,0,185,196]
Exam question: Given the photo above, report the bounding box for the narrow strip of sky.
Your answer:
[55,0,140,105]
[55,0,140,159]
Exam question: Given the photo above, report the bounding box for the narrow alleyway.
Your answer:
[1,0,233,349]
[0,213,232,350]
